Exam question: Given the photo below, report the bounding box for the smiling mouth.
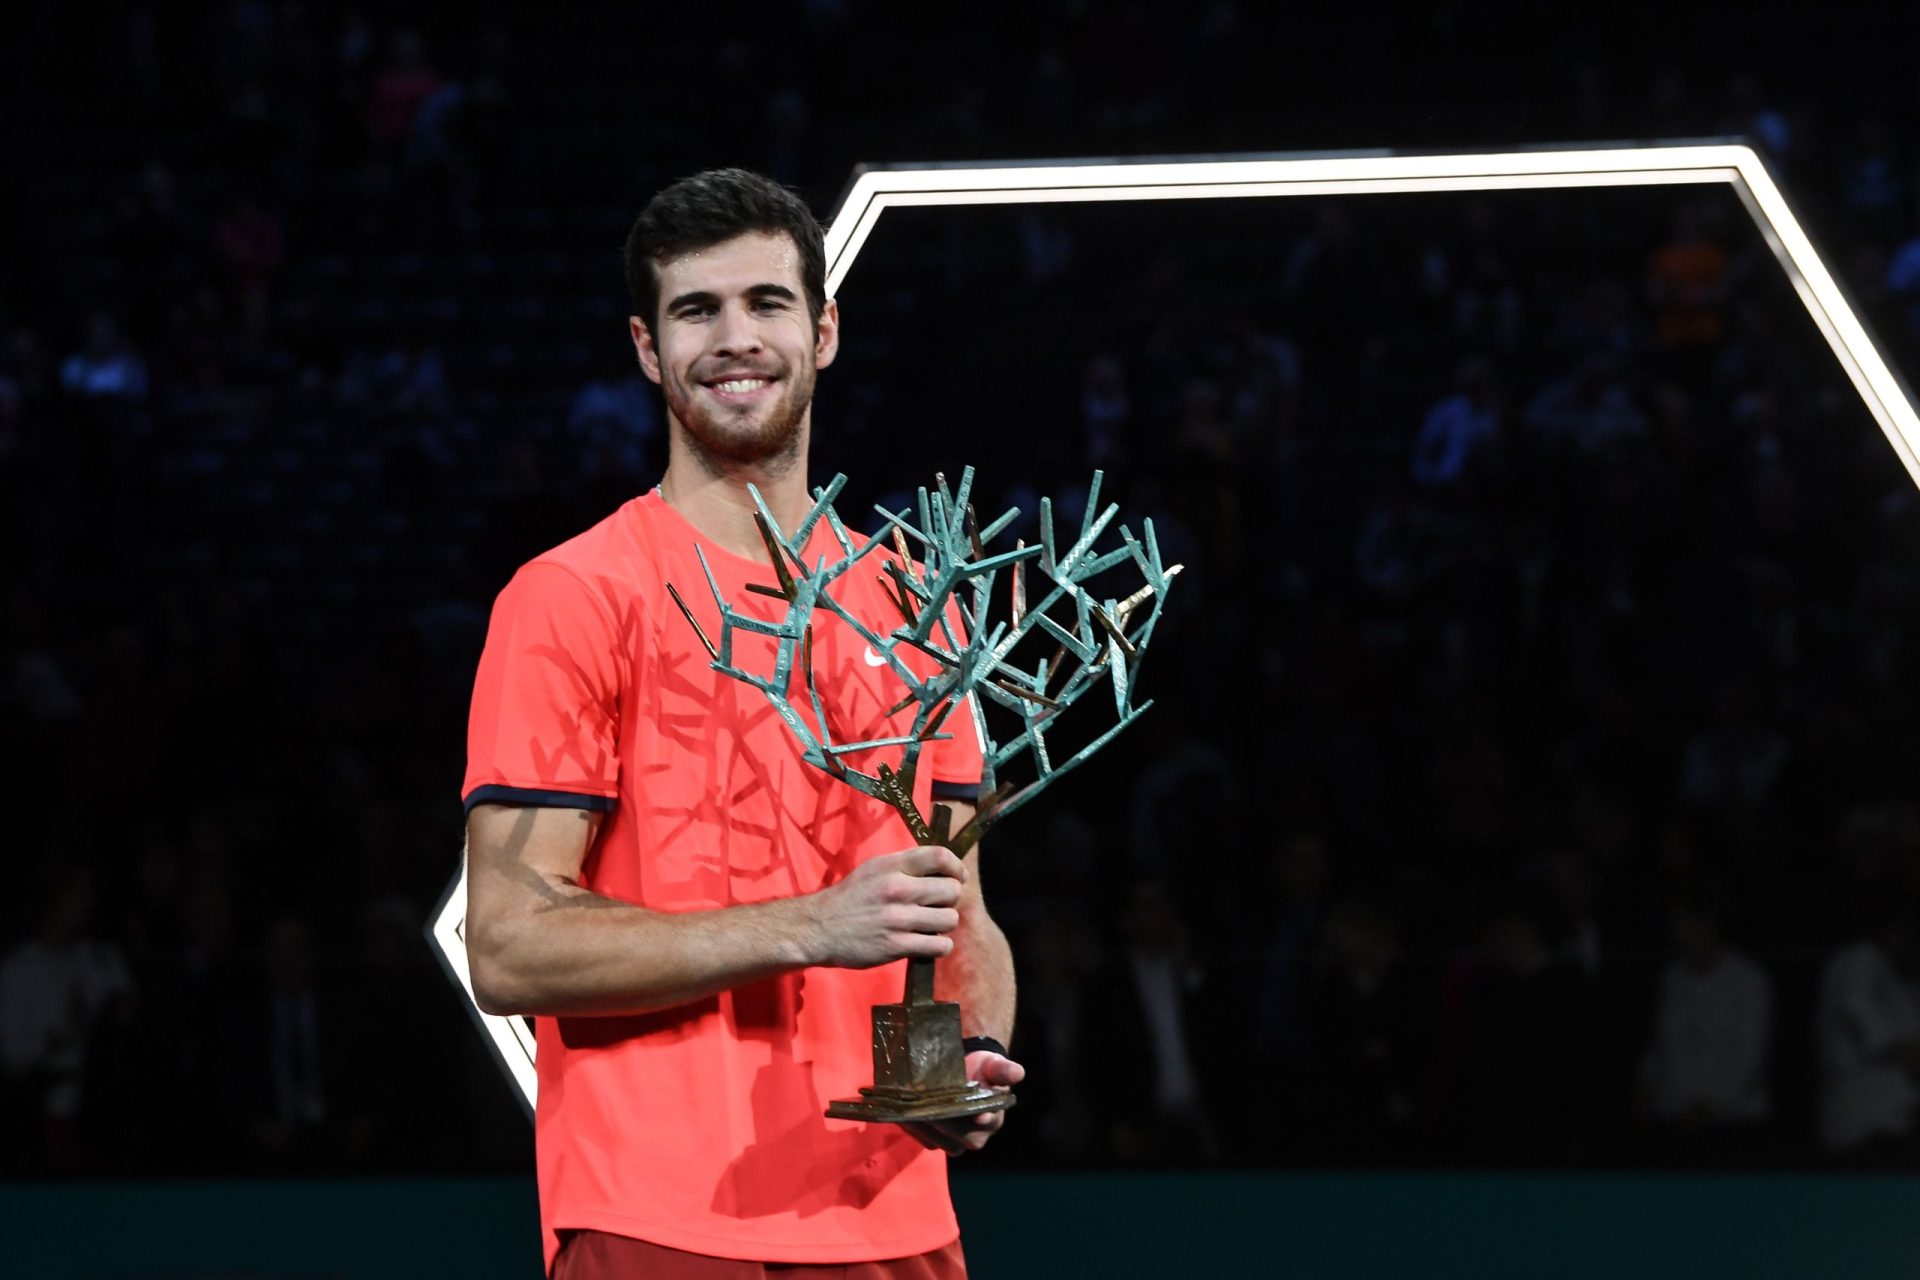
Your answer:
[705,376,776,397]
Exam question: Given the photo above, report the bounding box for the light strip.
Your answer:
[1728,151,1920,482]
[820,145,1920,491]
[823,145,1766,287]
[426,858,537,1116]
[433,141,1920,1112]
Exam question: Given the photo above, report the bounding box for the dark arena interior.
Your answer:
[8,2,1920,1276]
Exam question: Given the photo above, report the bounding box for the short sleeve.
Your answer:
[928,693,987,803]
[463,561,626,813]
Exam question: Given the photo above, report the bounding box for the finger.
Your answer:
[895,931,956,959]
[896,845,967,882]
[904,875,962,907]
[954,1112,1002,1151]
[893,906,960,935]
[927,1116,998,1153]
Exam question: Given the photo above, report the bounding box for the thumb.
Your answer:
[968,1051,1026,1087]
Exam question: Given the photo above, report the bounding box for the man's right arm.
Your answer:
[464,803,968,1017]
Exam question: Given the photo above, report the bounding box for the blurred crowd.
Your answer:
[9,1,1920,1177]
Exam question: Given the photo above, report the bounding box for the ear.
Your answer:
[630,316,662,385]
[813,298,840,371]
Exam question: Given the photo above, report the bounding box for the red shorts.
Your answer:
[552,1231,967,1280]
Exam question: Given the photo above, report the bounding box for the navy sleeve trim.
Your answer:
[463,785,618,815]
[931,780,983,803]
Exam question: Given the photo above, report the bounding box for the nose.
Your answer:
[711,300,764,357]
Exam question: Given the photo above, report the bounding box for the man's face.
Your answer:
[631,230,838,473]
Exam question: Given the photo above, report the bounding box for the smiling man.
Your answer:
[460,169,1021,1280]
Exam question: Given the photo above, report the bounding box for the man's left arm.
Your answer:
[921,799,1025,1154]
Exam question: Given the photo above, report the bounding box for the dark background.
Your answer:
[7,0,1920,1182]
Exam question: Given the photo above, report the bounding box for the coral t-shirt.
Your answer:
[463,490,985,1273]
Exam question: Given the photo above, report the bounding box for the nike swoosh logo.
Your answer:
[863,647,888,667]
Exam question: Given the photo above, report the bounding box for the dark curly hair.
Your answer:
[623,168,826,337]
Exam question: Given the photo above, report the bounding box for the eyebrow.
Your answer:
[665,283,798,313]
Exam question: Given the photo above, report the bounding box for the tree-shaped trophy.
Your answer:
[667,467,1178,1127]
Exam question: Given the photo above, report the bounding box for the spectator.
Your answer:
[224,915,337,1170]
[1437,897,1600,1163]
[1006,904,1100,1163]
[1523,352,1648,453]
[1815,906,1920,1161]
[1254,833,1333,1071]
[567,356,661,481]
[1299,901,1423,1162]
[2,327,52,409]
[60,314,149,401]
[335,344,451,421]
[365,30,442,147]
[1884,226,1920,346]
[1646,200,1732,372]
[1410,355,1503,492]
[213,195,285,343]
[1638,888,1773,1160]
[1080,353,1132,471]
[1086,878,1220,1164]
[0,867,132,1171]
[1678,676,1788,814]
[1354,478,1424,596]
[1,589,81,737]
[1839,116,1905,237]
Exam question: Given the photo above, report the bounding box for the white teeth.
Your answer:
[713,379,767,394]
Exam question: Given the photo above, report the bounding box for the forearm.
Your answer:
[939,904,1016,1045]
[465,803,968,1019]
[471,884,817,1017]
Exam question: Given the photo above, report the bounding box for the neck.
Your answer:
[658,439,813,566]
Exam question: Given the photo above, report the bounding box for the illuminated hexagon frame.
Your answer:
[429,140,1920,1114]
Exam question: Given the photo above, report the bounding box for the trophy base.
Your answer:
[828,982,1017,1126]
[826,1082,1016,1125]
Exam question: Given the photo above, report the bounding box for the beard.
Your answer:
[663,354,816,478]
